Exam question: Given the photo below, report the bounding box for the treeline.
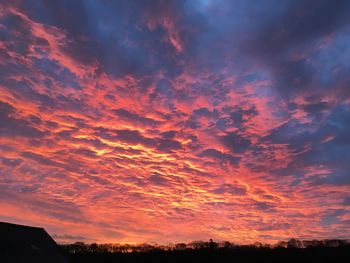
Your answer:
[61,239,350,262]
[61,238,349,254]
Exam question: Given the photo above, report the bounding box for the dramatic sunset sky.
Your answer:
[1,0,350,244]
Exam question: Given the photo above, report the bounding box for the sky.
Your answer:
[0,0,350,244]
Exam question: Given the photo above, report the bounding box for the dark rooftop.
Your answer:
[0,221,69,263]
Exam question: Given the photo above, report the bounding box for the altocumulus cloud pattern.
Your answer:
[0,0,350,244]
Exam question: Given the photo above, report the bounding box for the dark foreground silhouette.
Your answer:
[61,239,350,263]
[0,222,69,263]
[2,221,348,262]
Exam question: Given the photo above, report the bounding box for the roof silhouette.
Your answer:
[0,221,69,263]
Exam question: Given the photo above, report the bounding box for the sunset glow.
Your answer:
[1,0,350,244]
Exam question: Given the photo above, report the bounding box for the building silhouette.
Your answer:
[0,221,69,263]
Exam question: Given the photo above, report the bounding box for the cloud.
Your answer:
[51,234,87,241]
[96,128,156,148]
[243,0,350,100]
[160,131,177,139]
[343,197,350,206]
[21,152,65,168]
[148,173,169,186]
[220,133,251,153]
[321,209,347,226]
[156,139,182,153]
[210,183,247,195]
[198,148,240,165]
[113,108,159,127]
[0,157,23,167]
[0,101,48,138]
[249,0,350,56]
